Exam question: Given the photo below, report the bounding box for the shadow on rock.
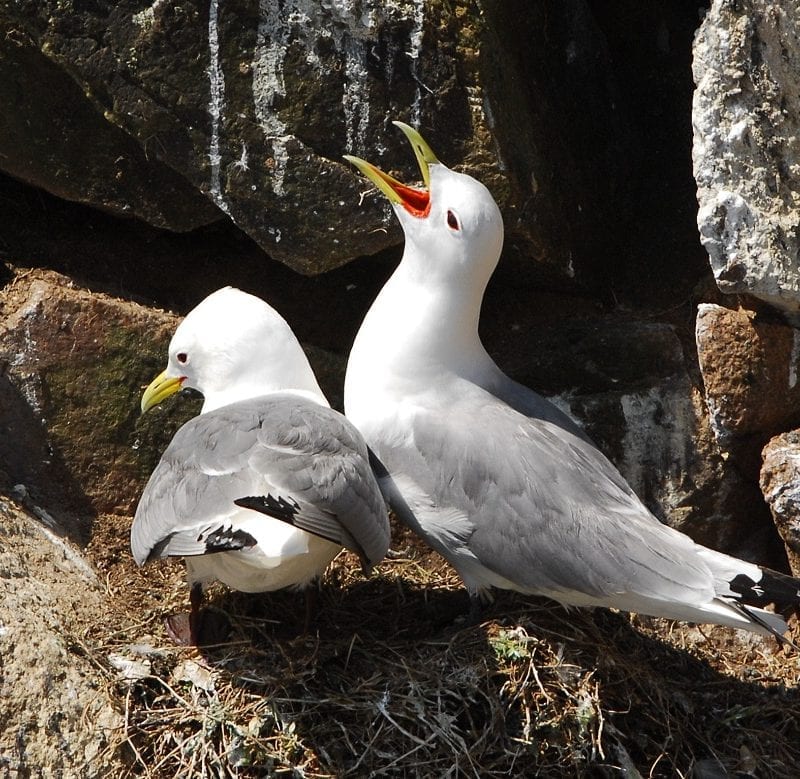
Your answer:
[0,374,94,543]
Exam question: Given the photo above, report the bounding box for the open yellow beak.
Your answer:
[140,370,185,414]
[392,121,439,187]
[344,121,440,217]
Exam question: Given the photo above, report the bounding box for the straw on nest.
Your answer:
[84,515,800,778]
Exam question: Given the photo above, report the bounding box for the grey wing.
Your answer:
[131,410,266,565]
[132,397,390,569]
[244,397,391,568]
[480,360,596,445]
[378,388,713,604]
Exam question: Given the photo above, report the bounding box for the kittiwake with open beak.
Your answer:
[343,122,800,639]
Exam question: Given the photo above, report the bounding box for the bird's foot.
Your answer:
[164,611,195,646]
[164,582,230,646]
[451,592,485,627]
[164,608,231,646]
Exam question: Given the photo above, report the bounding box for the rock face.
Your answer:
[693,0,800,574]
[761,431,800,576]
[695,303,800,449]
[695,302,800,569]
[0,270,197,532]
[693,0,800,313]
[0,0,630,279]
[0,31,221,232]
[0,496,124,777]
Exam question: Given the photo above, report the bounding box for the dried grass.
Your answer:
[84,517,800,778]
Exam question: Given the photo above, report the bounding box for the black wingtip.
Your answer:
[730,569,800,607]
[367,447,390,479]
[202,526,257,554]
[236,493,374,573]
[143,524,257,560]
[234,494,301,522]
[727,601,800,649]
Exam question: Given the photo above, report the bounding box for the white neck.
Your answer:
[345,256,494,417]
[200,368,329,413]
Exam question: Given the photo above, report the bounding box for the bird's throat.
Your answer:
[347,268,486,399]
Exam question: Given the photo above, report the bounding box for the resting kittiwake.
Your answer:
[133,287,390,641]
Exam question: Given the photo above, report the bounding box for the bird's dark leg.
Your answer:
[303,585,318,635]
[468,592,483,624]
[460,589,494,626]
[189,581,204,645]
[164,582,205,646]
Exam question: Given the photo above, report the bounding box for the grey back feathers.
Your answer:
[132,394,390,573]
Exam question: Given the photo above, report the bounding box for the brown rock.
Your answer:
[695,303,800,447]
[761,430,800,575]
[0,270,199,531]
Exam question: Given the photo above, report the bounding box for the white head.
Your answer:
[396,164,504,294]
[345,123,504,296]
[141,287,327,414]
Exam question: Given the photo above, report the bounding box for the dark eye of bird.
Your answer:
[447,210,460,231]
[177,352,188,364]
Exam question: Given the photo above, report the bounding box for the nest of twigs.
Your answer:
[85,515,800,777]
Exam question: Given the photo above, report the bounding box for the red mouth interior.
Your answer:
[393,182,431,218]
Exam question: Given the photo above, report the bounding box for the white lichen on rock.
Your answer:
[251,0,428,198]
[132,0,168,31]
[618,386,697,520]
[791,328,800,389]
[207,0,231,215]
[693,0,800,312]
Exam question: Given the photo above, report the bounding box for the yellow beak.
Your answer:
[342,154,415,207]
[344,121,440,217]
[392,120,439,187]
[140,370,185,414]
